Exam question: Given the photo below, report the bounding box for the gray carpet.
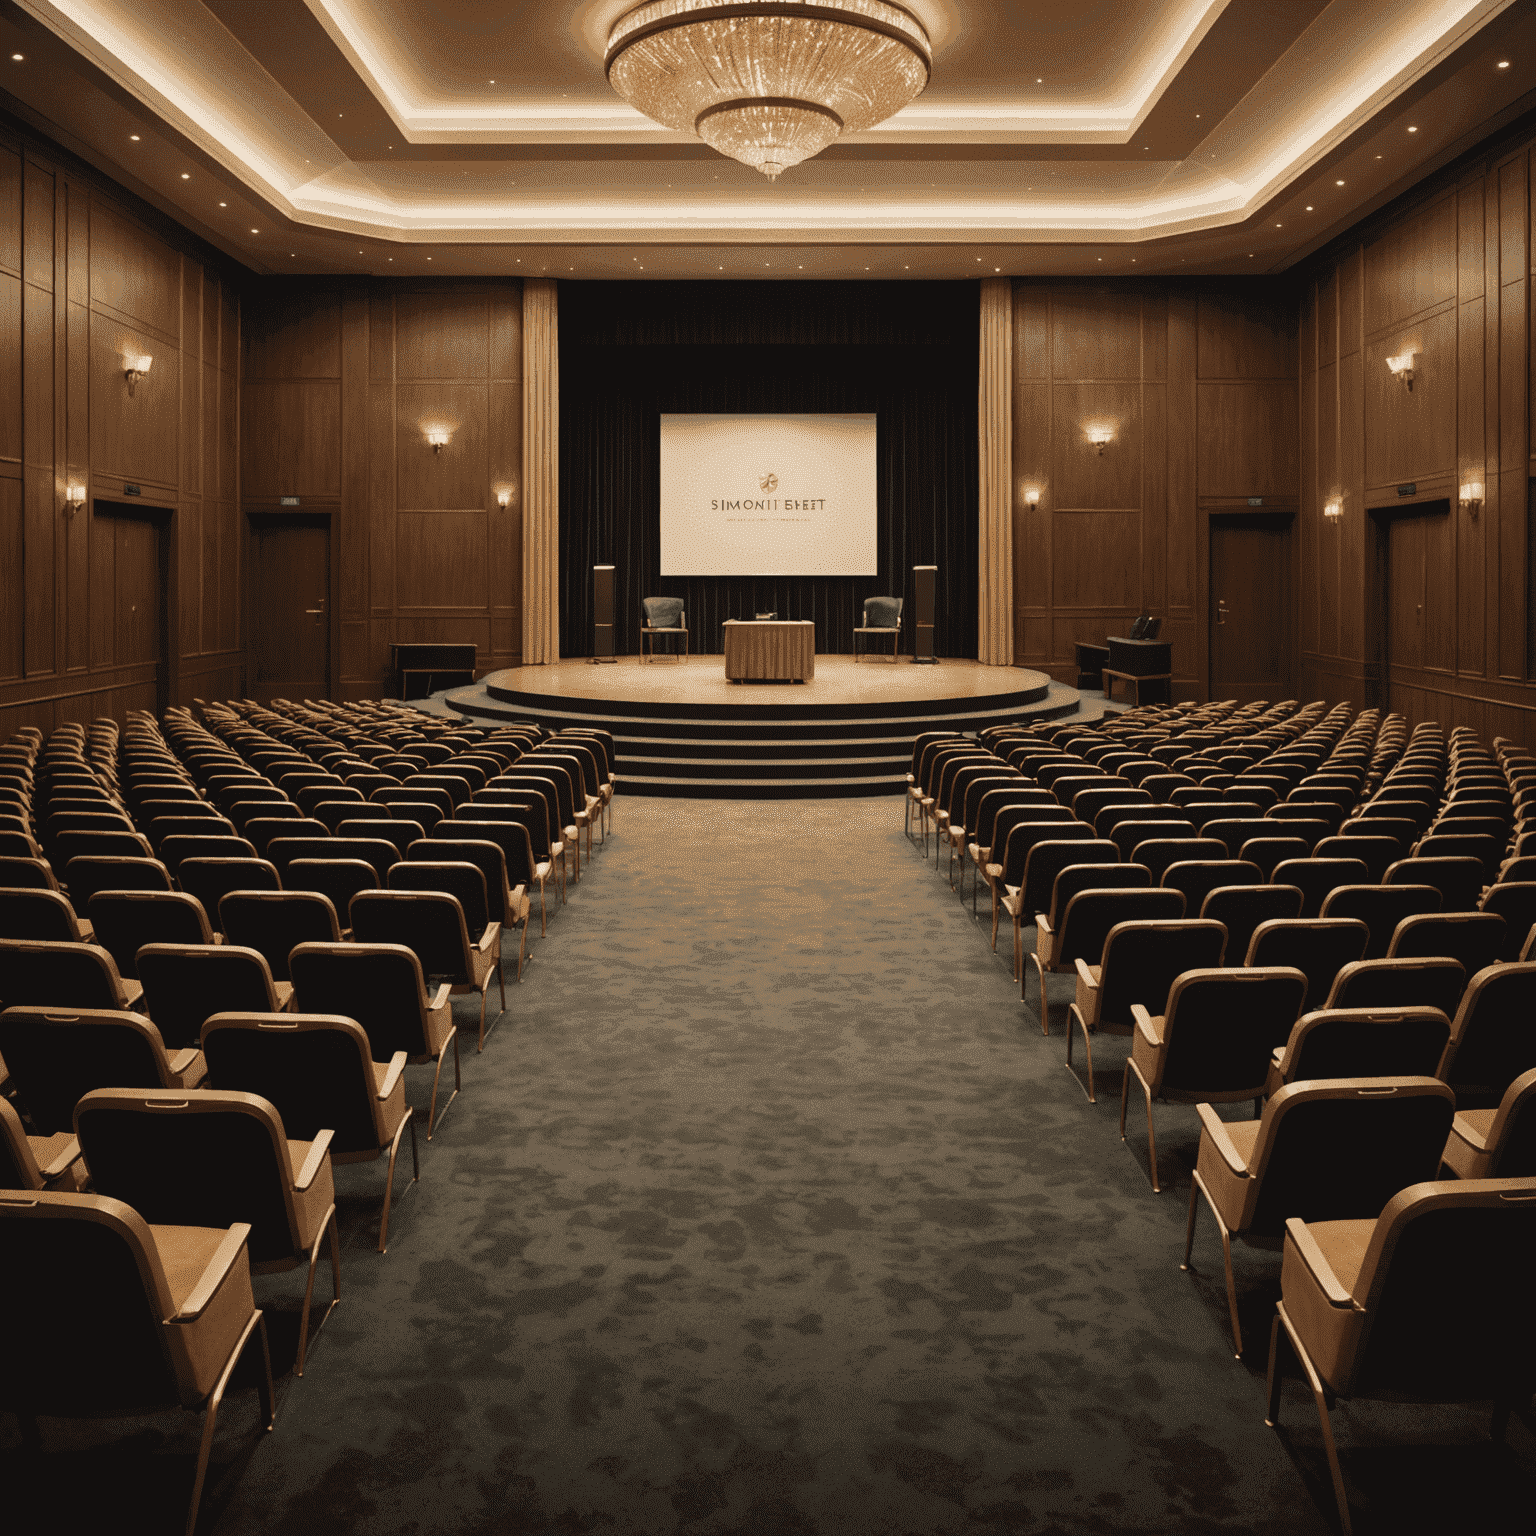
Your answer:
[6,795,1532,1533]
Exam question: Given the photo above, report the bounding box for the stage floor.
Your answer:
[479,654,1046,710]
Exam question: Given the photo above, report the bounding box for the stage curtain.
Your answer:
[977,277,1013,666]
[559,281,979,661]
[522,278,560,664]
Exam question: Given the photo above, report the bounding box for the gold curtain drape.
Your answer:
[977,276,1013,666]
[522,278,560,664]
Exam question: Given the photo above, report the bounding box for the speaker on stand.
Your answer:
[591,564,616,664]
[912,564,937,664]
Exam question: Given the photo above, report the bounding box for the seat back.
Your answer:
[1201,817,1279,859]
[1342,1179,1536,1400]
[0,1006,172,1134]
[1481,881,1536,960]
[1270,857,1370,919]
[86,890,214,980]
[1441,962,1536,1102]
[1415,833,1503,882]
[0,855,57,892]
[1247,1079,1455,1235]
[202,1011,383,1155]
[1019,840,1117,916]
[1320,884,1443,959]
[283,856,379,915]
[1043,862,1148,931]
[1094,920,1229,1024]
[643,596,685,629]
[388,861,491,940]
[0,887,81,941]
[177,857,281,926]
[0,937,129,1012]
[1244,918,1370,1011]
[1325,957,1467,1017]
[457,800,551,862]
[995,817,1091,886]
[1383,856,1485,913]
[1281,1007,1452,1084]
[0,1191,185,1415]
[1237,837,1311,879]
[269,836,398,883]
[218,891,343,981]
[1158,967,1308,1093]
[1161,860,1262,917]
[1200,884,1304,964]
[289,941,435,1059]
[861,596,901,630]
[1314,834,1402,882]
[1387,912,1506,984]
[350,889,474,980]
[1478,1068,1536,1177]
[135,944,279,1049]
[76,1089,298,1265]
[1130,838,1226,882]
[410,838,510,926]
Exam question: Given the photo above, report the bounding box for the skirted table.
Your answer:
[722,620,816,682]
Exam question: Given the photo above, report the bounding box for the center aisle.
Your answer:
[222,795,1330,1533]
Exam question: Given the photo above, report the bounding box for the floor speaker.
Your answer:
[913,564,937,663]
[592,564,616,663]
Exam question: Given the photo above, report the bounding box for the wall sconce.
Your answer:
[496,488,511,507]
[1459,481,1484,515]
[63,484,86,515]
[1323,497,1344,519]
[426,427,451,454]
[124,354,152,395]
[1023,487,1040,506]
[1385,350,1416,389]
[1084,424,1114,455]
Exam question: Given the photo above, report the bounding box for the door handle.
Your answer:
[1216,601,1229,626]
[304,608,325,614]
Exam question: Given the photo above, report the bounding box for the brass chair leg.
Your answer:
[1264,1310,1285,1427]
[1181,1176,1201,1269]
[426,1030,461,1139]
[379,1107,418,1253]
[1285,1307,1353,1536]
[295,1204,341,1377]
[1066,1003,1097,1102]
[186,1309,274,1536]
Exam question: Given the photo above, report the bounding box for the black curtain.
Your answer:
[559,281,978,659]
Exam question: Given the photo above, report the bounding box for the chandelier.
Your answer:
[606,1,932,181]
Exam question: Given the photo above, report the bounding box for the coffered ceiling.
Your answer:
[2,0,1535,277]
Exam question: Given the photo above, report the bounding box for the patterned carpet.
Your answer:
[6,795,1532,1533]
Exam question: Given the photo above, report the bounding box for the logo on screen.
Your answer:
[760,472,778,491]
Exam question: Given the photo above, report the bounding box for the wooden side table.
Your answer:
[1101,668,1172,705]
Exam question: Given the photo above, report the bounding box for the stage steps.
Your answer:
[434,674,1100,798]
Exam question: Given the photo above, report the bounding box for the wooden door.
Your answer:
[249,514,330,702]
[94,500,170,715]
[1385,502,1454,717]
[1209,514,1292,703]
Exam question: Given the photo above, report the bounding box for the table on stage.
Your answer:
[722,620,816,682]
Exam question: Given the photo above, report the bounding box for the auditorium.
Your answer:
[5,3,1536,1533]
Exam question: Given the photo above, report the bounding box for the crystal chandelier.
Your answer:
[606,1,932,181]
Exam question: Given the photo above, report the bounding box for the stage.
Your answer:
[427,656,1116,798]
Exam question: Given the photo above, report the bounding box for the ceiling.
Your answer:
[2,0,1536,278]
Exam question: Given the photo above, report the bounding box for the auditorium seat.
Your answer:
[0,1094,84,1190]
[1265,1007,1451,1094]
[0,885,93,943]
[1322,957,1466,1019]
[0,936,144,1012]
[88,890,218,979]
[1024,867,1155,1019]
[136,943,292,1049]
[1440,1067,1536,1178]
[1182,1075,1454,1354]
[1201,885,1304,965]
[1437,962,1536,1108]
[218,890,344,982]
[1243,918,1370,1012]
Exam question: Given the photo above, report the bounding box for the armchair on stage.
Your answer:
[640,597,688,663]
[853,596,903,662]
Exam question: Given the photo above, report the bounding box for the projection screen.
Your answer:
[659,413,877,576]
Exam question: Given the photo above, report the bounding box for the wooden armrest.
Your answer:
[1450,1111,1491,1153]
[168,1047,201,1075]
[39,1134,83,1180]
[1196,1104,1249,1175]
[476,922,499,953]
[1130,1003,1160,1048]
[1283,1218,1356,1307]
[1073,957,1098,990]
[1036,914,1053,937]
[984,863,1002,880]
[428,982,453,1011]
[378,1051,408,1101]
[294,1129,335,1190]
[174,1224,252,1319]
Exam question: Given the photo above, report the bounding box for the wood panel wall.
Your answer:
[0,122,241,737]
[1010,280,1299,696]
[242,279,523,698]
[1301,135,1536,743]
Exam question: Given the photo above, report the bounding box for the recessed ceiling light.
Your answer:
[10,54,22,61]
[1499,60,1510,68]
[1306,205,1313,211]
[180,173,189,180]
[1276,223,1282,227]
[219,202,227,207]
[1408,126,1418,133]
[1336,180,1345,185]
[251,228,258,233]
[130,134,140,141]
[995,267,1000,272]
